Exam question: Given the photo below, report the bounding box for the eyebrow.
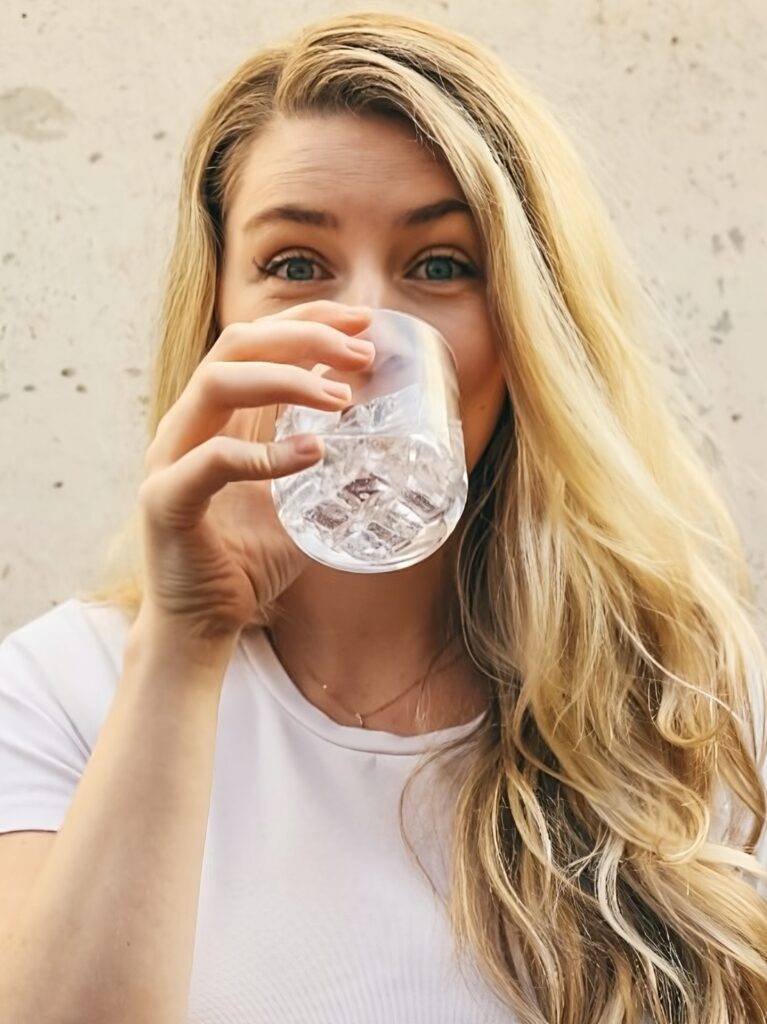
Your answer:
[241,196,473,233]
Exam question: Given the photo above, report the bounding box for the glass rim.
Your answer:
[362,306,460,372]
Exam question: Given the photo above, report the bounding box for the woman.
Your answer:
[1,11,765,1023]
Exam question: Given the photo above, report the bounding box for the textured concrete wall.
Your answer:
[1,1,765,637]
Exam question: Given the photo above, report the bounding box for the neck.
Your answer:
[265,530,490,734]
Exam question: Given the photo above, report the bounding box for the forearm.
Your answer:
[0,608,237,1024]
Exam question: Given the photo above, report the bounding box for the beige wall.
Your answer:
[1,1,765,637]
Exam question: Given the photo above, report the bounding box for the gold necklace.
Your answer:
[267,629,461,729]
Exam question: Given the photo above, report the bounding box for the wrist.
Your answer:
[127,603,240,682]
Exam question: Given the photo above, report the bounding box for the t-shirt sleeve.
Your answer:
[0,599,126,835]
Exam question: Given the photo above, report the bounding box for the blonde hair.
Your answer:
[79,11,767,1021]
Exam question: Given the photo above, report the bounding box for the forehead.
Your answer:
[228,112,463,223]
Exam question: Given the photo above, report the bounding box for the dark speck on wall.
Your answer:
[670,35,679,45]
[152,130,166,140]
[0,392,9,401]
[710,310,732,334]
[53,481,63,488]
[710,336,723,345]
[727,227,745,252]
[89,152,102,163]
[22,383,35,391]
[124,367,142,377]
[731,413,742,422]
[60,366,76,377]
[2,252,14,264]
[75,383,87,392]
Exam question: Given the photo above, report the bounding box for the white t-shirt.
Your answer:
[0,598,516,1023]
[1,599,765,1022]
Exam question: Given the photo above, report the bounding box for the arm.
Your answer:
[0,301,371,1023]
[0,606,237,1024]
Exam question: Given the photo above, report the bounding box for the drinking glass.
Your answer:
[270,307,468,573]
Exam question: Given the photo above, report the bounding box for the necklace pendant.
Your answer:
[355,712,365,728]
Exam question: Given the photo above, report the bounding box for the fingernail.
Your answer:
[293,434,321,455]
[322,381,352,400]
[345,305,373,316]
[346,340,375,356]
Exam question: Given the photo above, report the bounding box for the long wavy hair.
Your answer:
[79,11,767,1022]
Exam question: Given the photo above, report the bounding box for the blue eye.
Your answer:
[253,249,478,283]
[411,254,472,281]
[258,253,326,282]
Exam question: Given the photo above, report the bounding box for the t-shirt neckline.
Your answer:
[239,625,488,756]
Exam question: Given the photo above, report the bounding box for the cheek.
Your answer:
[456,348,498,399]
[438,301,499,398]
[450,331,507,472]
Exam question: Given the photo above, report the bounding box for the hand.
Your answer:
[135,300,375,641]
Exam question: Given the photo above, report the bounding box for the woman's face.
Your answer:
[216,111,507,473]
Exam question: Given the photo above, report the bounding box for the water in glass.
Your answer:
[271,381,468,573]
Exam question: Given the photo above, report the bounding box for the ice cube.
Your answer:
[273,468,315,511]
[322,436,356,480]
[369,383,423,432]
[388,497,425,529]
[338,402,372,432]
[338,527,389,562]
[304,500,350,535]
[366,506,420,552]
[338,473,391,510]
[275,404,341,440]
[365,436,411,488]
[368,391,397,430]
[406,436,455,502]
[400,486,446,523]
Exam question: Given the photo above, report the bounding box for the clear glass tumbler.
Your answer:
[270,307,468,573]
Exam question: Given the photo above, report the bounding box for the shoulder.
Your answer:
[0,598,136,752]
[1,597,134,685]
[3,597,134,654]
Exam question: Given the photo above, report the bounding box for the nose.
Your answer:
[334,263,399,315]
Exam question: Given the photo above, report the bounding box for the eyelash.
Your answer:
[252,248,478,284]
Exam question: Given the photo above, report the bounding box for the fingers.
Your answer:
[199,303,375,371]
[147,303,376,473]
[138,433,325,531]
[265,299,372,329]
[148,360,353,470]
